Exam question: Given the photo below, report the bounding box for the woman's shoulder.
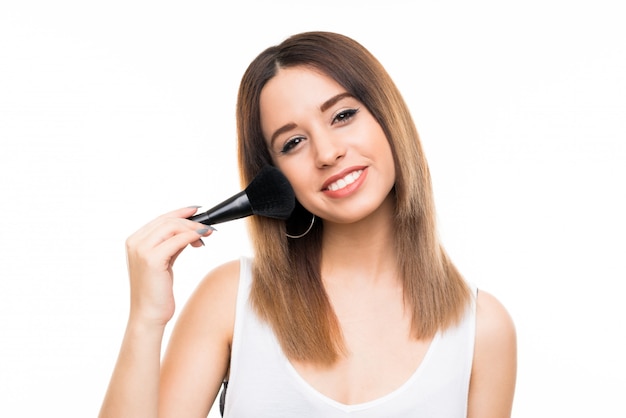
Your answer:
[191,258,243,307]
[169,258,244,352]
[473,290,516,360]
[205,258,244,281]
[174,258,244,331]
[467,290,517,417]
[474,290,516,342]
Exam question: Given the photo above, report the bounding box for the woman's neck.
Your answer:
[320,194,398,287]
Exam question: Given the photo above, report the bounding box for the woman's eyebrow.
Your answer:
[320,92,354,113]
[270,122,297,148]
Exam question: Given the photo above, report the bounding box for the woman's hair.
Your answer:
[237,31,471,365]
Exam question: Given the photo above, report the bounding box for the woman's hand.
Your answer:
[124,206,214,326]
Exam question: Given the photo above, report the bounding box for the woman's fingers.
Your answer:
[154,226,214,268]
[127,206,214,271]
[128,227,214,282]
[129,206,204,245]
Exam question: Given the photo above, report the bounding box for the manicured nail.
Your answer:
[199,238,205,246]
[187,205,202,209]
[196,226,217,234]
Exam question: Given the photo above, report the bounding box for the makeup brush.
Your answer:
[188,166,295,226]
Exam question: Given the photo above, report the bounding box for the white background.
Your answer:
[1,1,624,416]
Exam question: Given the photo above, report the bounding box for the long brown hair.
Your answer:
[237,31,471,365]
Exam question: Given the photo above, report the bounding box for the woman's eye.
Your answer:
[280,136,305,154]
[332,108,360,124]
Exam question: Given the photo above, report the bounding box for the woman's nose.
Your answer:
[313,133,346,168]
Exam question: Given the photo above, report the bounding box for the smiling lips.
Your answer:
[325,169,363,191]
[322,167,366,197]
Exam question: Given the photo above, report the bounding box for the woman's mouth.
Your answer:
[324,169,364,191]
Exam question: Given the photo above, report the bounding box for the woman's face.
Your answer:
[259,66,396,225]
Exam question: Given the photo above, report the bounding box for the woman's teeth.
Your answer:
[327,170,363,191]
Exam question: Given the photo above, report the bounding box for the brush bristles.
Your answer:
[245,166,295,219]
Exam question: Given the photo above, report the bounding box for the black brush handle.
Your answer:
[188,191,252,225]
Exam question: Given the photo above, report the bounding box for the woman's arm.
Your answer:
[98,207,214,418]
[467,290,517,418]
[98,317,167,418]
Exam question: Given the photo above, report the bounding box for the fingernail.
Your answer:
[187,205,202,209]
[199,238,205,246]
[196,226,217,234]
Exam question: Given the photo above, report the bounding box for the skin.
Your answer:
[99,66,516,418]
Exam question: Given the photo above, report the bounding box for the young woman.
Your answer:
[99,31,516,418]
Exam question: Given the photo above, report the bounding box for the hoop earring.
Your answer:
[286,215,316,239]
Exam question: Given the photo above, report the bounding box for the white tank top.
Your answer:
[223,257,476,417]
